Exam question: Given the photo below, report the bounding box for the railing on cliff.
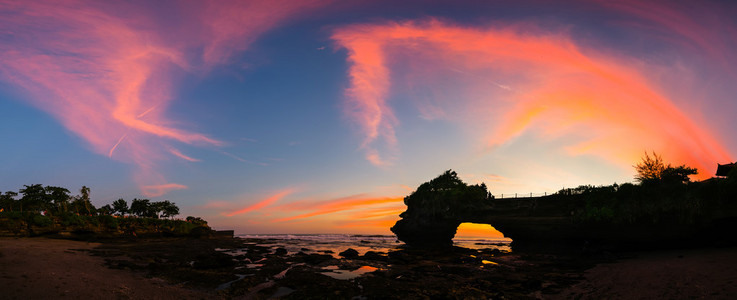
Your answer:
[494,192,549,199]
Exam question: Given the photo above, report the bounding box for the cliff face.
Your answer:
[391,217,461,248]
[392,181,737,252]
[390,170,491,248]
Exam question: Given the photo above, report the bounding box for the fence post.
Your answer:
[515,193,517,198]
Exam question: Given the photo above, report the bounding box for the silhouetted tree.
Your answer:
[159,200,179,219]
[0,191,18,212]
[129,198,152,217]
[111,198,128,216]
[45,186,71,214]
[19,184,49,213]
[80,186,92,214]
[98,204,113,215]
[149,201,164,218]
[634,152,697,184]
[634,152,665,183]
[69,186,96,215]
[661,165,698,184]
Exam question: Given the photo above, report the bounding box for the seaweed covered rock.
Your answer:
[391,170,492,248]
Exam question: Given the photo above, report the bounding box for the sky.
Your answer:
[1,0,736,236]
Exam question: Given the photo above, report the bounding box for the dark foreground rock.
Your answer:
[86,236,611,299]
[338,248,359,258]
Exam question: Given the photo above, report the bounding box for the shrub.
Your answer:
[61,213,85,226]
[98,215,119,229]
[31,214,53,227]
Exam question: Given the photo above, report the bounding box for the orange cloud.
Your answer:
[224,189,294,217]
[273,196,403,222]
[0,0,329,196]
[335,219,398,230]
[332,20,732,177]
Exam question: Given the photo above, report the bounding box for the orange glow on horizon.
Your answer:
[455,223,505,238]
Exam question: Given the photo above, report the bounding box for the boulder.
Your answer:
[391,218,460,248]
[339,248,359,258]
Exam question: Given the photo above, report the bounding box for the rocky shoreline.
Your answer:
[3,236,737,299]
[81,236,605,299]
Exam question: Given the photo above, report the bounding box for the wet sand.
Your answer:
[0,237,213,299]
[554,247,737,299]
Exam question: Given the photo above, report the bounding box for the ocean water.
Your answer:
[237,234,512,257]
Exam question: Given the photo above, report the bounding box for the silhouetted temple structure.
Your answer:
[716,163,735,177]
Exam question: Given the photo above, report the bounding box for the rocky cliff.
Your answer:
[392,172,737,252]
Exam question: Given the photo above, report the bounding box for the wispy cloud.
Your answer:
[224,188,295,217]
[169,148,201,162]
[141,183,188,198]
[0,0,330,196]
[332,19,732,177]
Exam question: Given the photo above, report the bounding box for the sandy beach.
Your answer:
[554,247,737,299]
[0,237,213,300]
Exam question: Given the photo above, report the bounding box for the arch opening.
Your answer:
[453,222,512,251]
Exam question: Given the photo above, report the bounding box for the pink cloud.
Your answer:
[0,0,330,196]
[332,20,732,178]
[141,183,188,198]
[168,148,201,162]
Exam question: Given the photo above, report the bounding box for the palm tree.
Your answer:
[80,186,92,215]
[112,198,128,216]
[45,186,71,214]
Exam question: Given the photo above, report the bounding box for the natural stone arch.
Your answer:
[390,170,546,249]
[390,170,495,248]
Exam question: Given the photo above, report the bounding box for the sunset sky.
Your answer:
[1,0,735,235]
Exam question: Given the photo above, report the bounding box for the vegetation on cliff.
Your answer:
[391,170,493,247]
[392,153,737,248]
[564,153,737,225]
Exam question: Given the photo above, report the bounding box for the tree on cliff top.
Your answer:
[634,152,697,184]
[402,170,491,219]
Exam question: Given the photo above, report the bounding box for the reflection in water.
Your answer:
[239,233,511,257]
[321,265,379,280]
